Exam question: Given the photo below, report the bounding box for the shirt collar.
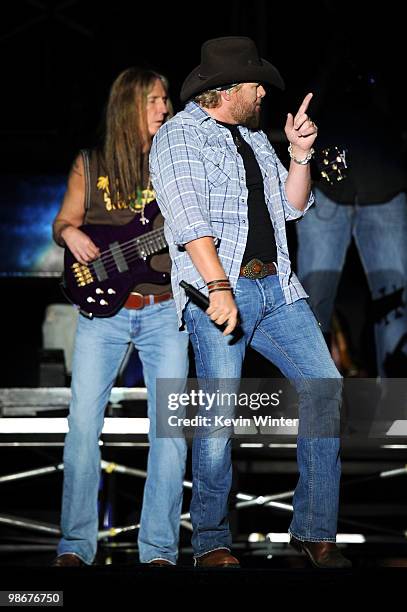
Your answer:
[184,100,250,138]
[185,101,212,125]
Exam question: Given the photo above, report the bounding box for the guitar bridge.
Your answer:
[72,262,94,287]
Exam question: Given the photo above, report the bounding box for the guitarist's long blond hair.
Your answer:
[102,67,172,203]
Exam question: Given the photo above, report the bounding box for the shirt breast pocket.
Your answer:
[201,147,232,187]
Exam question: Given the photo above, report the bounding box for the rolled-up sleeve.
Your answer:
[150,122,218,247]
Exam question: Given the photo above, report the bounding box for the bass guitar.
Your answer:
[61,208,169,318]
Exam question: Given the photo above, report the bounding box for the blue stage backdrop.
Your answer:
[0,175,66,277]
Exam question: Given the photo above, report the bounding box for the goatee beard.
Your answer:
[243,111,260,130]
[232,106,261,130]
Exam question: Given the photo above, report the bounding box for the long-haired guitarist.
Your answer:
[52,67,189,567]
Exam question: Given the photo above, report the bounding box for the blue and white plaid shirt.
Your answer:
[150,101,313,328]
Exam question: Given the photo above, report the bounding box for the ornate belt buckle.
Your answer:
[245,258,267,279]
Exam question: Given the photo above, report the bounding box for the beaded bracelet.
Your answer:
[288,143,315,165]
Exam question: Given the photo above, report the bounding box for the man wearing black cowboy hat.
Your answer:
[150,36,351,569]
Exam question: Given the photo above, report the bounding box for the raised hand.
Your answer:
[285,92,318,152]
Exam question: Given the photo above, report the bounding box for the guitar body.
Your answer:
[61,207,169,318]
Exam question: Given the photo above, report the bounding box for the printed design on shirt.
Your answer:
[97,175,156,222]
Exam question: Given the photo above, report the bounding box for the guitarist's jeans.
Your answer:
[57,299,189,565]
[297,189,407,376]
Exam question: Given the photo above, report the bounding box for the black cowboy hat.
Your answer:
[180,36,285,103]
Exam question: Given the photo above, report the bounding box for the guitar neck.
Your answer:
[85,224,167,283]
[132,226,166,257]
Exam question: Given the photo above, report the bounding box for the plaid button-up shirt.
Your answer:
[150,101,313,328]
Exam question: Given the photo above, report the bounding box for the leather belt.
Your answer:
[239,259,277,279]
[124,292,172,309]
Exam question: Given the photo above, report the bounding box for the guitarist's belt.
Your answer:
[124,291,172,309]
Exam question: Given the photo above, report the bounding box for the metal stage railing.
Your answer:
[1,387,407,556]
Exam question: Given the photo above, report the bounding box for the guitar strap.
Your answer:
[80,149,91,211]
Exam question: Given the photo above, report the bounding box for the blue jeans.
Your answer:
[184,274,342,555]
[296,189,407,376]
[57,299,189,565]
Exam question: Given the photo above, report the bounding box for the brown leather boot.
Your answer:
[51,553,85,567]
[147,559,174,567]
[290,536,352,568]
[195,548,240,568]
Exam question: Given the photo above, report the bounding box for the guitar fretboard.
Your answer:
[90,226,167,281]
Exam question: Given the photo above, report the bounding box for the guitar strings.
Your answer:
[95,228,166,266]
[95,225,165,260]
[89,247,169,278]
[90,240,167,276]
[80,226,167,272]
[88,242,166,276]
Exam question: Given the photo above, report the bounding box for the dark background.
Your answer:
[0,0,406,383]
[0,1,406,567]
[3,0,406,172]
